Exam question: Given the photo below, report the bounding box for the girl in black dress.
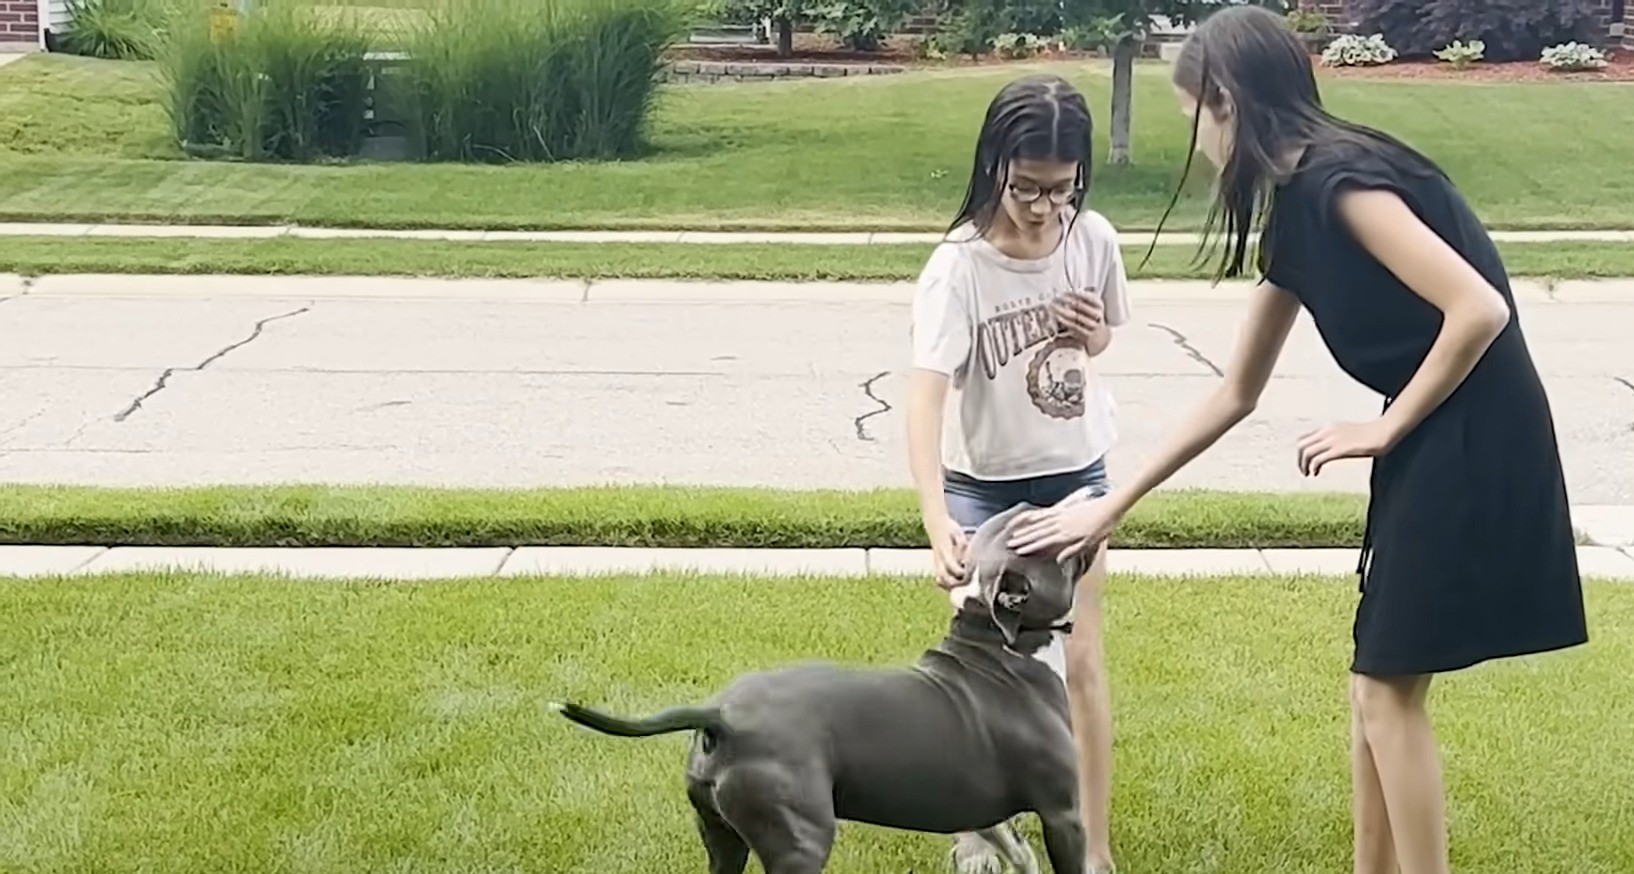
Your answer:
[1006,7,1588,873]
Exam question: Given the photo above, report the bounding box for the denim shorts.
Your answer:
[942,457,1112,534]
[942,458,1111,635]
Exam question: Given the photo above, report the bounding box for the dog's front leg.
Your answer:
[1038,809,1086,874]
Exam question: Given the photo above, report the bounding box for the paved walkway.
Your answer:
[4,543,1632,580]
[2,274,1631,499]
[3,221,1633,247]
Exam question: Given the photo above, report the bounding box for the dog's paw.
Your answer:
[949,833,1005,874]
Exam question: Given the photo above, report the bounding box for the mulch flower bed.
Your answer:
[1316,53,1634,82]
[668,34,1633,82]
[666,33,1112,68]
[667,33,922,65]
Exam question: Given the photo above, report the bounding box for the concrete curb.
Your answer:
[2,545,1630,581]
[5,273,1623,304]
[3,222,1633,247]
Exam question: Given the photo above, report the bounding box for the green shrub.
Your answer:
[992,30,1045,58]
[927,3,1007,57]
[399,0,687,164]
[1283,6,1329,35]
[812,0,917,52]
[926,0,1076,57]
[157,0,372,161]
[1349,0,1602,62]
[59,0,167,60]
[1433,37,1485,69]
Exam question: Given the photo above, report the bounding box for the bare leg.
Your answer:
[1065,541,1114,873]
[1352,672,1448,874]
[947,517,1009,874]
[1350,674,1397,874]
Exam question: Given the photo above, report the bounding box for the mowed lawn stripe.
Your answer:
[4,237,1634,282]
[2,55,1633,231]
[0,485,1370,549]
[0,572,1629,873]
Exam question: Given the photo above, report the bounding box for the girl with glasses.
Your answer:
[905,72,1132,874]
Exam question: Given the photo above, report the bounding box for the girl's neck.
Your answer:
[983,213,1065,261]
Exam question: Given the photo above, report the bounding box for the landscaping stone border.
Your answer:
[663,60,906,84]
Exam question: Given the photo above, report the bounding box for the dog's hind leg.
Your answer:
[714,765,836,874]
[973,823,1039,874]
[689,782,749,874]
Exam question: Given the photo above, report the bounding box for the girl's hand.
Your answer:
[1052,292,1106,348]
[1296,419,1397,476]
[1006,494,1122,559]
[923,511,970,589]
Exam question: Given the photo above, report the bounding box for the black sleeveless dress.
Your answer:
[1260,139,1588,677]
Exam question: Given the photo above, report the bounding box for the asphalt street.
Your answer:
[1,274,1629,502]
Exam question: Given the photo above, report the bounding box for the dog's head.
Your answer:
[952,502,1090,648]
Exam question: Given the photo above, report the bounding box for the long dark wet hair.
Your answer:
[949,74,1094,240]
[1152,4,1446,281]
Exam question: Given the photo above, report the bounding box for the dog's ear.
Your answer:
[1055,546,1093,588]
[990,571,1029,647]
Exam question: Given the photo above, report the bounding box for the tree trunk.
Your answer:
[776,17,793,56]
[1108,37,1140,166]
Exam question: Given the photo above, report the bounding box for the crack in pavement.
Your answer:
[854,371,892,441]
[113,304,313,423]
[58,416,92,447]
[0,409,49,444]
[1149,323,1224,377]
[1616,377,1634,433]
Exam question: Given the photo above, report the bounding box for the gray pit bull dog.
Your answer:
[552,503,1098,874]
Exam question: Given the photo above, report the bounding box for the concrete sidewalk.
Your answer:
[3,221,1633,247]
[4,543,1632,580]
[9,273,1629,302]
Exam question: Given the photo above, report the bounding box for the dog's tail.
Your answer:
[550,701,727,740]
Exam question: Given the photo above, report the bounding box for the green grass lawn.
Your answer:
[3,54,1632,231]
[0,484,1370,548]
[5,236,1634,282]
[1,571,1629,873]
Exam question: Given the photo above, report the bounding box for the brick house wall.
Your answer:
[1624,0,1633,48]
[1591,0,1625,43]
[0,0,40,49]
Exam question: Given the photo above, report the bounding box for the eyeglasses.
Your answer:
[1006,183,1080,205]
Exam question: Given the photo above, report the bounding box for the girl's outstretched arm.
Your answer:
[1009,280,1302,554]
